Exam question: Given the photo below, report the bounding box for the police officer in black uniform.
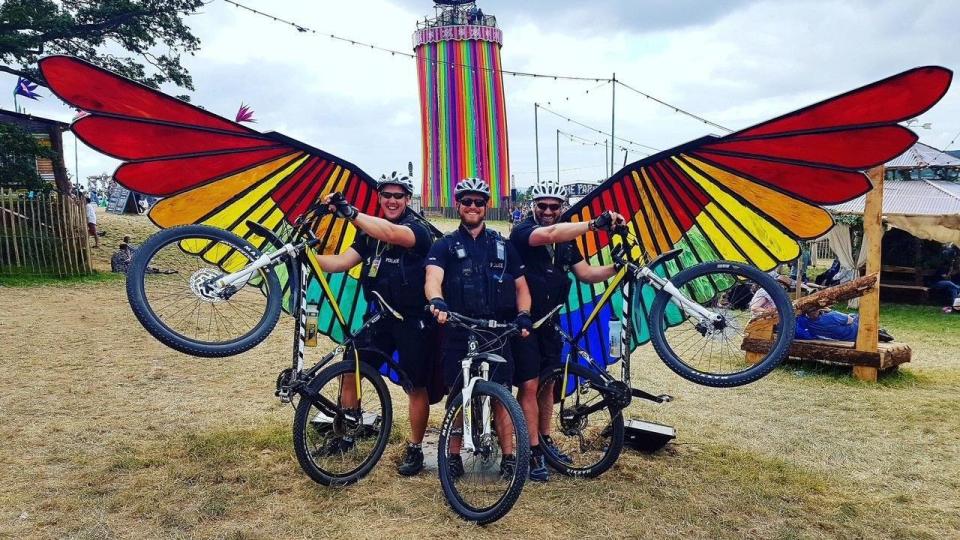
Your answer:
[425,177,533,479]
[511,182,624,481]
[318,171,435,476]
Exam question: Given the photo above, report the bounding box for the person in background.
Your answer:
[929,245,960,313]
[795,307,894,342]
[85,196,100,248]
[111,243,133,273]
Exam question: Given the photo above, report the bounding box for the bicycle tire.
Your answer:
[537,363,624,478]
[649,260,795,387]
[125,225,282,358]
[292,360,393,487]
[438,380,529,525]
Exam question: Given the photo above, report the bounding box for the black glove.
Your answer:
[329,192,359,221]
[514,312,533,334]
[591,211,614,231]
[429,297,449,314]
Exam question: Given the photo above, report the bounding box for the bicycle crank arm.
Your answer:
[631,388,673,404]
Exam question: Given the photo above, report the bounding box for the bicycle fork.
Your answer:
[459,359,491,454]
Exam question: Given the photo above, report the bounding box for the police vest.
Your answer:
[442,228,516,319]
[525,241,578,319]
[358,211,430,314]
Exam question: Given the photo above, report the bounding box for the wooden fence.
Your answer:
[0,188,92,277]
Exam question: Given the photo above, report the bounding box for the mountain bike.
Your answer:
[536,227,795,478]
[434,308,559,525]
[125,197,415,486]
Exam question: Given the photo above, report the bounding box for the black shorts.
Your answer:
[353,315,434,389]
[441,325,515,388]
[511,323,564,384]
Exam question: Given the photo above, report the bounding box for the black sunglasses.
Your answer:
[458,197,488,207]
[379,191,407,200]
[537,202,562,211]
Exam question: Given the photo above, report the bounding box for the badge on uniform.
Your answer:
[368,256,382,278]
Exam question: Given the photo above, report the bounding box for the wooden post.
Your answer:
[854,166,884,382]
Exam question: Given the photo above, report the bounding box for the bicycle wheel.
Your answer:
[649,260,795,387]
[537,363,624,478]
[438,380,529,525]
[292,360,393,487]
[126,225,282,357]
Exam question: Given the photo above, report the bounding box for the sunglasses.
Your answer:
[537,202,562,212]
[379,192,407,200]
[458,198,488,207]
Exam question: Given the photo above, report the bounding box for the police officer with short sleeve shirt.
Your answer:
[425,177,533,480]
[510,183,624,481]
[315,172,435,476]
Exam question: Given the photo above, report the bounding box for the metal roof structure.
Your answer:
[885,141,960,169]
[828,180,960,216]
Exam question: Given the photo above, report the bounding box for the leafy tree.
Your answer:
[0,123,55,191]
[0,0,204,93]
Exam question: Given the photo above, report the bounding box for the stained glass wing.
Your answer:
[40,55,381,342]
[559,66,952,363]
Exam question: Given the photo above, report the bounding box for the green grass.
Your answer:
[0,269,123,287]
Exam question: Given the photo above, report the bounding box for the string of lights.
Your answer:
[537,103,661,152]
[222,0,611,82]
[558,129,638,154]
[541,80,611,108]
[615,80,732,133]
[941,129,960,153]
[513,164,606,176]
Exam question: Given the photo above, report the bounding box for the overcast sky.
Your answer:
[8,0,960,190]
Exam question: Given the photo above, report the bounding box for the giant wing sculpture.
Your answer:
[559,66,952,367]
[40,55,399,344]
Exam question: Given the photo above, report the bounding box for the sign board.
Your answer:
[107,183,131,214]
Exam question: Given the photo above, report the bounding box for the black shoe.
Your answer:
[878,328,895,342]
[448,454,464,479]
[314,437,354,457]
[398,444,425,476]
[541,434,573,465]
[499,454,517,480]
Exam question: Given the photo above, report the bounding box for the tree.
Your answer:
[0,0,205,93]
[0,123,55,192]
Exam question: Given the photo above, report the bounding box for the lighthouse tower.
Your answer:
[414,1,510,210]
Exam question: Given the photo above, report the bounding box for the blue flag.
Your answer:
[14,77,41,100]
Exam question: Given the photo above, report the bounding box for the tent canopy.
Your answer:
[828,180,960,244]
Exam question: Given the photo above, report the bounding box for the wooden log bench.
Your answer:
[742,273,911,381]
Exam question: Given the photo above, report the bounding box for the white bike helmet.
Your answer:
[454,177,491,200]
[377,171,414,195]
[530,183,567,202]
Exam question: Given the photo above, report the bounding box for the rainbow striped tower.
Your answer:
[414,2,510,208]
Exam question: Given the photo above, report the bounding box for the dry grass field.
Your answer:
[1,209,958,539]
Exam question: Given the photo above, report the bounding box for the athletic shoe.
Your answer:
[314,437,354,457]
[397,444,424,476]
[499,454,517,481]
[529,454,549,482]
[448,454,464,479]
[541,434,573,465]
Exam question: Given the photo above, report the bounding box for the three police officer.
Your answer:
[318,172,435,476]
[424,177,534,479]
[510,183,624,481]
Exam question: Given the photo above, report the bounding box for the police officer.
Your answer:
[510,183,624,481]
[424,177,532,479]
[317,171,435,476]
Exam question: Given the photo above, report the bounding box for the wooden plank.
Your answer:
[62,195,78,275]
[855,166,883,353]
[49,195,67,277]
[33,196,50,275]
[0,188,10,269]
[742,338,911,369]
[76,196,92,273]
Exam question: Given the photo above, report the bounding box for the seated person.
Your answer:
[796,308,894,342]
[111,243,133,274]
[928,245,960,313]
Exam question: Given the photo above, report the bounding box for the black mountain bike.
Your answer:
[536,228,795,478]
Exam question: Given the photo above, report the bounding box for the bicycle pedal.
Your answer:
[657,394,673,403]
[276,388,292,404]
